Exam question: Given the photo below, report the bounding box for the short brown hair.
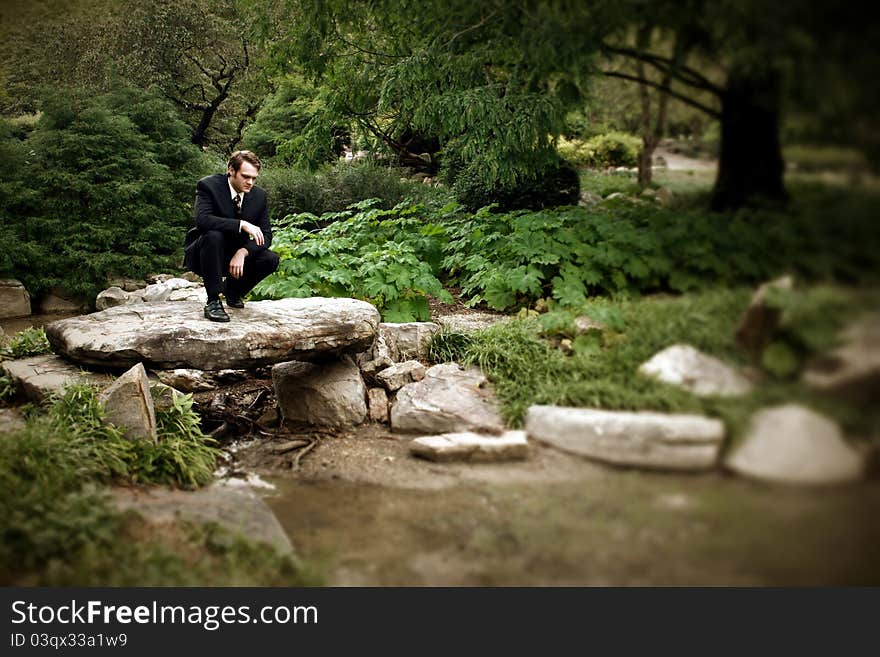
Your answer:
[227,150,262,172]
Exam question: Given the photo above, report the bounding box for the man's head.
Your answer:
[227,150,262,194]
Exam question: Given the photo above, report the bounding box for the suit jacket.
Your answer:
[183,173,272,273]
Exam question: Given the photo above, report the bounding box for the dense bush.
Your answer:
[253,199,452,321]
[558,132,641,168]
[251,182,880,318]
[242,76,345,165]
[259,161,454,218]
[452,158,580,212]
[0,85,211,299]
[444,187,880,311]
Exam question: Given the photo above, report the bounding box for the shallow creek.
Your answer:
[260,448,880,586]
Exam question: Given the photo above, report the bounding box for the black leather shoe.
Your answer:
[225,295,244,309]
[204,299,230,322]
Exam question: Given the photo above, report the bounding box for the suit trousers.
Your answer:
[191,230,280,300]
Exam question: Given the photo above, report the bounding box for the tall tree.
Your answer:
[0,0,271,151]
[264,0,600,187]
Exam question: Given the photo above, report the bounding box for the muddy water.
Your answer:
[264,470,880,586]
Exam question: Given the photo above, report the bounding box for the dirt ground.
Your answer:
[222,416,880,587]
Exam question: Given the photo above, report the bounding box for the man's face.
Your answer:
[228,161,259,194]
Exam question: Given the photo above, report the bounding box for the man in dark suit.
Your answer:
[184,151,279,322]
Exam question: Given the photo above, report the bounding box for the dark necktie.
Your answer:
[233,193,242,217]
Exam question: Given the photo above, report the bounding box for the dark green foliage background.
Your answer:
[0,85,210,299]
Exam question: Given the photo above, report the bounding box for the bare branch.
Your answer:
[602,43,722,96]
[602,71,721,118]
[444,9,498,48]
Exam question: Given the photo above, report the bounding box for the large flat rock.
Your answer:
[45,297,380,370]
[525,405,725,471]
[1,354,114,402]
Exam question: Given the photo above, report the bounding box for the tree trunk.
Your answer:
[638,136,656,187]
[710,68,787,211]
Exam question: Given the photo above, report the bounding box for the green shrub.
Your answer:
[1,85,211,299]
[558,132,642,169]
[452,158,580,212]
[260,161,454,218]
[581,131,642,168]
[242,76,339,163]
[442,185,880,312]
[253,199,453,321]
[0,326,51,360]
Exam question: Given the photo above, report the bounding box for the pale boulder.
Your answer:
[410,430,529,462]
[725,404,864,485]
[525,405,725,471]
[45,297,380,370]
[390,363,504,435]
[639,344,753,397]
[273,355,367,427]
[1,354,113,402]
[0,279,31,319]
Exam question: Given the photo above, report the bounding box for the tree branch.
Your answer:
[602,43,722,97]
[602,71,721,118]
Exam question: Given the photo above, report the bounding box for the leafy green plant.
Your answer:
[559,132,642,168]
[1,84,210,299]
[451,157,580,212]
[0,326,52,360]
[0,371,16,402]
[253,199,453,321]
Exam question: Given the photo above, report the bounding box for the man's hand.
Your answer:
[240,220,265,246]
[228,248,248,279]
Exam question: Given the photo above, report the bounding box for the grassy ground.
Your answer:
[430,285,880,448]
[0,339,320,585]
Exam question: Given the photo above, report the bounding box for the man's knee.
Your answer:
[266,250,280,273]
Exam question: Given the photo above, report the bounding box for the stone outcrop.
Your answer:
[525,405,725,471]
[99,363,157,442]
[390,363,504,435]
[95,286,131,310]
[111,484,293,554]
[410,430,529,462]
[367,387,389,423]
[377,360,426,392]
[578,190,603,207]
[638,344,753,397]
[725,404,864,485]
[358,355,393,385]
[377,322,441,361]
[45,297,380,370]
[0,279,30,319]
[96,279,207,309]
[802,312,880,404]
[1,354,113,402]
[38,289,88,313]
[154,368,249,393]
[735,275,793,361]
[273,355,367,427]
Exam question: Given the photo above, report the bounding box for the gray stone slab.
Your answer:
[525,405,725,471]
[110,484,293,554]
[1,354,114,402]
[410,430,529,462]
[45,297,380,370]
